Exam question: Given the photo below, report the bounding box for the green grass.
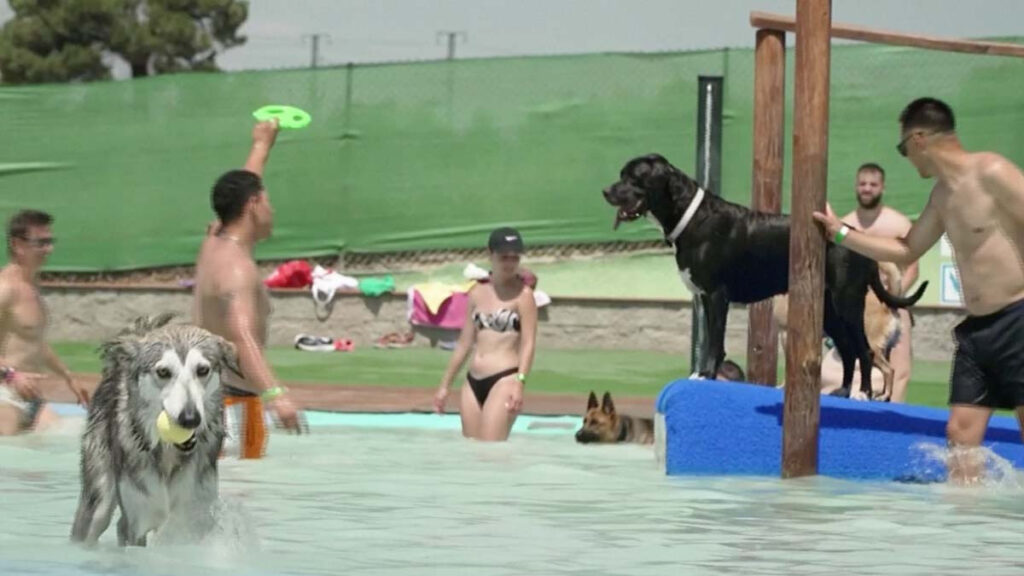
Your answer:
[362,246,955,306]
[53,341,955,408]
[384,251,690,301]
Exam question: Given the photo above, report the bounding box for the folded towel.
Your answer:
[463,262,489,280]
[409,280,477,315]
[358,275,396,297]
[533,289,552,308]
[311,265,359,305]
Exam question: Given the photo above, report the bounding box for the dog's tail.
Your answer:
[869,271,928,309]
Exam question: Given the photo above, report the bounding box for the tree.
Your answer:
[0,0,117,84]
[110,0,250,78]
[0,0,249,84]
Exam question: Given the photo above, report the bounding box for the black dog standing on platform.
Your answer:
[603,154,927,399]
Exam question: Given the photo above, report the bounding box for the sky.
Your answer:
[1,0,1024,77]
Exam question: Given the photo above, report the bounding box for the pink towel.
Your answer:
[408,289,469,330]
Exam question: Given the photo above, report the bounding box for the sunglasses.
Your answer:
[896,132,914,157]
[16,236,56,248]
[897,130,943,157]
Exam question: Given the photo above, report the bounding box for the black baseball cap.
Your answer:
[488,226,525,253]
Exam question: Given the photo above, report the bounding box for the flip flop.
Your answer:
[294,334,336,352]
[387,332,415,349]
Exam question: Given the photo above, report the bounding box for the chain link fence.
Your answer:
[9,37,1024,285]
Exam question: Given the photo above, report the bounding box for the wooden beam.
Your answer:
[751,11,1024,59]
[747,28,786,387]
[782,0,830,480]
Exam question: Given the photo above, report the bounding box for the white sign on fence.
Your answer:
[940,262,963,305]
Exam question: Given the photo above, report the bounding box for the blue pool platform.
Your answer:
[655,379,1024,482]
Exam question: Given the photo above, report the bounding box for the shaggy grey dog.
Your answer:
[70,314,238,547]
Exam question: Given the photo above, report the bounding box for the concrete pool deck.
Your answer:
[35,374,656,418]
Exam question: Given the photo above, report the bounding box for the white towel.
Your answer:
[311,265,359,304]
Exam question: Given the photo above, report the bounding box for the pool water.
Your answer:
[1,410,1024,575]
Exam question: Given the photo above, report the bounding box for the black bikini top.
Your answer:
[473,308,521,333]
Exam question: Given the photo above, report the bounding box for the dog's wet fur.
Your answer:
[70,314,239,547]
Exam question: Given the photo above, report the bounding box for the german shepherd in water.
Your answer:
[575,391,654,445]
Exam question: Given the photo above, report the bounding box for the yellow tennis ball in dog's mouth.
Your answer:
[156,411,195,444]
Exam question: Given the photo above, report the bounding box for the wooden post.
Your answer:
[746,29,786,387]
[751,11,1024,57]
[783,0,831,479]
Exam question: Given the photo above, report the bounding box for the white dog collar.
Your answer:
[666,187,705,245]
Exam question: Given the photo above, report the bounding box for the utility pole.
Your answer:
[304,33,332,68]
[436,31,467,60]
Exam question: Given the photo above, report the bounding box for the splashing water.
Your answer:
[903,442,1024,489]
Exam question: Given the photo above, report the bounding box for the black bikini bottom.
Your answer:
[466,367,519,407]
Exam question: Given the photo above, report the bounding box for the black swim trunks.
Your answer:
[949,298,1024,409]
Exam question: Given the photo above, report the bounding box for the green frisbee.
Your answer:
[252,104,312,129]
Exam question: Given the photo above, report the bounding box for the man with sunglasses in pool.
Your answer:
[0,210,89,434]
[815,97,1024,485]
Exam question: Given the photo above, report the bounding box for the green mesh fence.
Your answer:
[2,39,1023,303]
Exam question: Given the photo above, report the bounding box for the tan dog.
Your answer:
[574,391,654,444]
[773,262,904,401]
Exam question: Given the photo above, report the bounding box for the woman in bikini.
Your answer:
[433,227,538,441]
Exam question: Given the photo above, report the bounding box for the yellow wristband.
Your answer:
[261,386,287,401]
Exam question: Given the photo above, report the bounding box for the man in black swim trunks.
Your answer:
[815,97,1024,484]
